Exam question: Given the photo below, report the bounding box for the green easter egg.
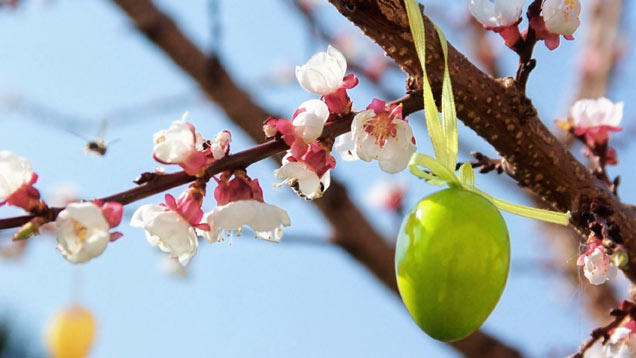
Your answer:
[395,187,510,342]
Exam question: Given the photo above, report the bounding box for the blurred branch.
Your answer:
[574,0,623,100]
[465,17,501,78]
[105,1,522,356]
[207,0,222,53]
[1,90,197,132]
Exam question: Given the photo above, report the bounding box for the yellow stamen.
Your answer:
[72,220,87,242]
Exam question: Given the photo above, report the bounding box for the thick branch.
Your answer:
[327,0,636,282]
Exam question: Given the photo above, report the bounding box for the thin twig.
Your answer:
[467,151,504,174]
[0,95,416,232]
[568,301,636,358]
[0,111,344,230]
[514,0,541,90]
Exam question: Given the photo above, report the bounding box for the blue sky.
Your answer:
[0,0,635,357]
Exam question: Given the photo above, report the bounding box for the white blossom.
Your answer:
[130,204,198,266]
[335,108,416,174]
[274,160,331,200]
[571,97,623,129]
[605,327,636,358]
[293,99,330,143]
[468,0,525,28]
[55,202,111,264]
[201,200,291,243]
[153,117,202,164]
[581,246,618,285]
[0,151,33,201]
[295,45,347,95]
[542,0,581,36]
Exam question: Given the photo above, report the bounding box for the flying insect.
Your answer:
[69,120,118,156]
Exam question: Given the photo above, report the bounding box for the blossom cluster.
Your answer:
[268,45,416,198]
[134,120,298,265]
[469,0,581,50]
[0,45,417,266]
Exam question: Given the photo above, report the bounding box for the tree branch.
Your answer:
[0,109,351,230]
[514,0,540,91]
[327,0,636,282]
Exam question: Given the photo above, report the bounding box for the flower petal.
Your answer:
[153,120,198,164]
[293,99,330,143]
[295,45,347,95]
[56,202,111,264]
[275,161,324,199]
[130,204,198,266]
[334,133,359,161]
[543,0,581,36]
[202,200,291,243]
[0,151,34,201]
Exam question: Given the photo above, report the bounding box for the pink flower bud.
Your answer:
[99,201,123,228]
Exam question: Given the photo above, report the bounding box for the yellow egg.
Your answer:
[45,305,96,358]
